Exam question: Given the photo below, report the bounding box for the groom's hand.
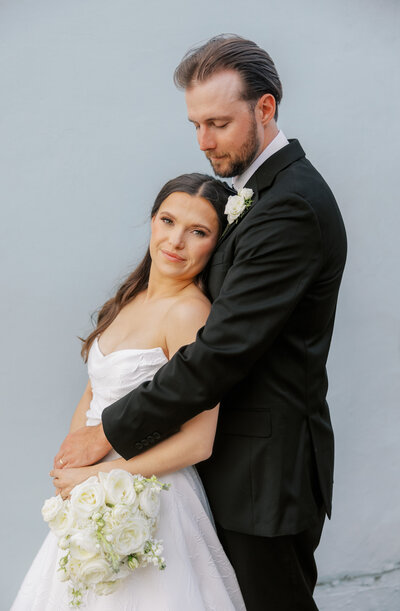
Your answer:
[53,424,112,469]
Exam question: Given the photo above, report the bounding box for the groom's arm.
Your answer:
[102,194,323,459]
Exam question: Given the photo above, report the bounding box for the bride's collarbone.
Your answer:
[99,287,207,356]
[98,300,169,356]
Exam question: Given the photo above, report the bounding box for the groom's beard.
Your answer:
[206,114,261,179]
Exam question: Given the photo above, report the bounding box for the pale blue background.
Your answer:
[1,1,399,609]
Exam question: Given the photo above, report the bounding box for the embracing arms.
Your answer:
[102,194,325,459]
[52,297,219,496]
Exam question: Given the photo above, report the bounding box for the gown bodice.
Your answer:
[85,337,168,426]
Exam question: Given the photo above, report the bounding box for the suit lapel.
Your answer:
[216,140,306,248]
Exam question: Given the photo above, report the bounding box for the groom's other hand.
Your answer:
[53,424,111,469]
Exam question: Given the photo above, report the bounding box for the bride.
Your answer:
[12,173,245,610]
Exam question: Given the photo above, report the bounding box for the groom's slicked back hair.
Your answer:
[174,34,283,119]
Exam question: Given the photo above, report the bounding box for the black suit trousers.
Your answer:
[216,508,325,611]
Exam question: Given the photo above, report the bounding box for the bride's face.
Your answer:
[150,191,220,281]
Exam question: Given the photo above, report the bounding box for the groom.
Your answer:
[56,35,347,610]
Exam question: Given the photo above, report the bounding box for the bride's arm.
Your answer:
[69,381,93,433]
[52,381,92,470]
[52,298,220,496]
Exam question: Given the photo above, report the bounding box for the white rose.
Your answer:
[41,494,64,522]
[70,476,105,520]
[138,486,161,518]
[98,470,137,506]
[49,502,74,538]
[95,580,121,595]
[239,187,254,201]
[106,503,140,533]
[69,531,99,562]
[224,195,246,224]
[78,557,113,585]
[113,517,150,555]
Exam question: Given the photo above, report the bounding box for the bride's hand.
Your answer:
[50,466,95,500]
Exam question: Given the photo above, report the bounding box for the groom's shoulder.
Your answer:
[253,142,339,218]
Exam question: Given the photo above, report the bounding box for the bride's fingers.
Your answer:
[50,468,62,477]
[60,487,71,500]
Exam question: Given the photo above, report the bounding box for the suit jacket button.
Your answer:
[141,438,149,447]
[153,432,161,439]
[147,435,154,443]
[135,442,143,450]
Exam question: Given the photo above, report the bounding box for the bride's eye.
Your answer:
[192,229,206,237]
[161,217,173,225]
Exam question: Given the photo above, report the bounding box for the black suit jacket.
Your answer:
[102,140,347,537]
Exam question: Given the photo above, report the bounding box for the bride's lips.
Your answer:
[161,249,186,262]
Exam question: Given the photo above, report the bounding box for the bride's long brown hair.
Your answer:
[80,173,231,361]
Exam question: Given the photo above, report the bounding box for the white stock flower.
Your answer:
[70,476,105,520]
[67,557,83,582]
[69,531,99,562]
[58,536,70,550]
[41,495,64,522]
[224,195,246,224]
[58,569,69,582]
[113,517,150,555]
[98,469,137,506]
[138,486,161,518]
[239,187,254,201]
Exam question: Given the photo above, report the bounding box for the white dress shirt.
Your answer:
[232,130,289,192]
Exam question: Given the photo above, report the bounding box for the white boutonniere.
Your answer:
[224,188,254,225]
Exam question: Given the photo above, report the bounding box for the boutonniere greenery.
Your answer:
[221,188,254,237]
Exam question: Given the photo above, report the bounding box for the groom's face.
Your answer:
[185,70,263,178]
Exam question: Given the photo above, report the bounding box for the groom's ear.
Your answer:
[256,93,276,126]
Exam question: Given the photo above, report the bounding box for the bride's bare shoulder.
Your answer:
[163,291,211,355]
[165,287,211,329]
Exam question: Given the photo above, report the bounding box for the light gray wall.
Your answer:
[1,1,399,609]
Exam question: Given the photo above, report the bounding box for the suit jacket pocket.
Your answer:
[220,408,272,438]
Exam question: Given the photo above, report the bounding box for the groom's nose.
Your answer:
[197,126,216,151]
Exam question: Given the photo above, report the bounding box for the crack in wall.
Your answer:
[317,561,400,588]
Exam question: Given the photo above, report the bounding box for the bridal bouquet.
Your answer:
[41,469,169,607]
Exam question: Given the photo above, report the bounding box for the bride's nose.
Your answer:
[168,227,185,249]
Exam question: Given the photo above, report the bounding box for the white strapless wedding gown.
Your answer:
[12,338,245,611]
